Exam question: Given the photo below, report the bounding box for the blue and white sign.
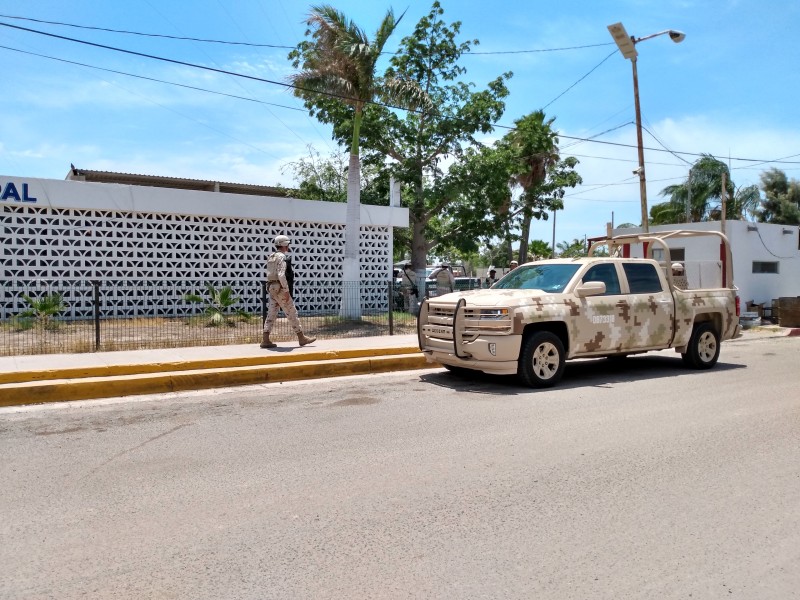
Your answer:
[1,182,38,203]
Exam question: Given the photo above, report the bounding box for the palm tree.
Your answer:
[556,238,586,258]
[655,154,758,224]
[184,283,250,328]
[503,111,560,263]
[729,184,761,220]
[19,292,65,331]
[289,5,426,318]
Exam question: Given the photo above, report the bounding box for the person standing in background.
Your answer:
[433,264,455,295]
[400,262,419,312]
[484,268,498,288]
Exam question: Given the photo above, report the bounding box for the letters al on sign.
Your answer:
[1,182,38,203]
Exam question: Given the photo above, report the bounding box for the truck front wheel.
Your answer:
[681,322,720,369]
[518,331,566,388]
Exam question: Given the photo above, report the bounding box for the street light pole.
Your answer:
[607,22,686,234]
[631,56,648,232]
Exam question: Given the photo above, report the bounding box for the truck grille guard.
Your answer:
[453,298,470,358]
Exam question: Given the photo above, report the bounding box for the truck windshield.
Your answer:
[493,264,581,293]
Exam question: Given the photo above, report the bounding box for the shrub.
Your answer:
[184,283,251,327]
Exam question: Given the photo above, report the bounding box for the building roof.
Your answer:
[65,165,297,198]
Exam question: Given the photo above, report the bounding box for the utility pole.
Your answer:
[721,171,727,235]
[632,56,649,233]
[607,23,685,234]
[686,168,692,223]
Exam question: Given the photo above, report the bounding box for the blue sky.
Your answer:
[1,0,799,248]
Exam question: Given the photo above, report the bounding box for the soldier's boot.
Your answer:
[259,332,277,349]
[297,332,317,347]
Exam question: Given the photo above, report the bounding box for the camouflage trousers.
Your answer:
[263,282,302,334]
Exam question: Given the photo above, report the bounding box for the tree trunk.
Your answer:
[340,113,363,319]
[518,211,531,264]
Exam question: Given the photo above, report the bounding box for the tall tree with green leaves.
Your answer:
[515,155,581,262]
[502,111,560,263]
[757,168,800,224]
[556,238,587,258]
[654,154,759,224]
[426,120,579,264]
[379,3,511,272]
[281,145,389,205]
[290,2,511,275]
[528,240,553,260]
[433,142,516,259]
[289,5,426,317]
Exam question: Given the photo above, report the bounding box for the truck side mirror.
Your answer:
[575,281,606,297]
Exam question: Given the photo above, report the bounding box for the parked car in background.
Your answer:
[454,277,481,291]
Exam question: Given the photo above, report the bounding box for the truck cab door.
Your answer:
[620,262,674,349]
[571,263,627,354]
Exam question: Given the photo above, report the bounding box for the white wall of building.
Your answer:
[613,220,800,306]
[1,175,409,318]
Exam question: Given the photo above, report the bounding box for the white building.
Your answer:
[1,172,408,318]
[613,221,800,308]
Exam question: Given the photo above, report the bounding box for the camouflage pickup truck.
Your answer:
[418,230,742,387]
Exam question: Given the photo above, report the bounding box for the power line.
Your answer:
[0,13,615,55]
[641,122,693,166]
[579,176,682,188]
[552,132,800,165]
[4,20,800,169]
[471,42,615,55]
[136,0,318,151]
[542,49,617,109]
[0,20,416,114]
[0,13,295,48]
[561,121,633,149]
[563,196,638,203]
[568,152,686,167]
[0,44,306,111]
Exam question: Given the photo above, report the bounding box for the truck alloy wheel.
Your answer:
[682,322,721,369]
[518,331,566,388]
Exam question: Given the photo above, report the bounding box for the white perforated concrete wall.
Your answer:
[1,175,408,318]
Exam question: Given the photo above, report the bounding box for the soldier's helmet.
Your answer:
[274,235,290,247]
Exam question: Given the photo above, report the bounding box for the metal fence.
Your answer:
[0,279,430,356]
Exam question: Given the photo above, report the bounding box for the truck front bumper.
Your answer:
[422,333,522,375]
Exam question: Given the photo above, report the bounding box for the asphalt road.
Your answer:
[1,336,799,599]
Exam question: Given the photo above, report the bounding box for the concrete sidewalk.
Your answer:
[0,334,427,407]
[1,326,797,408]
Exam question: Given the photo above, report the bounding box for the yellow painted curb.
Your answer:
[0,346,421,385]
[0,353,437,407]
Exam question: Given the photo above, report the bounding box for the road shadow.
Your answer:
[418,355,746,396]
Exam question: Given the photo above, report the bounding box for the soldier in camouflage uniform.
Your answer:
[433,264,455,295]
[261,235,316,348]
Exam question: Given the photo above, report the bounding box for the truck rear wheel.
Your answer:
[518,331,566,388]
[681,322,720,369]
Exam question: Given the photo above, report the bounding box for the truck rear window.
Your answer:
[622,263,664,293]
